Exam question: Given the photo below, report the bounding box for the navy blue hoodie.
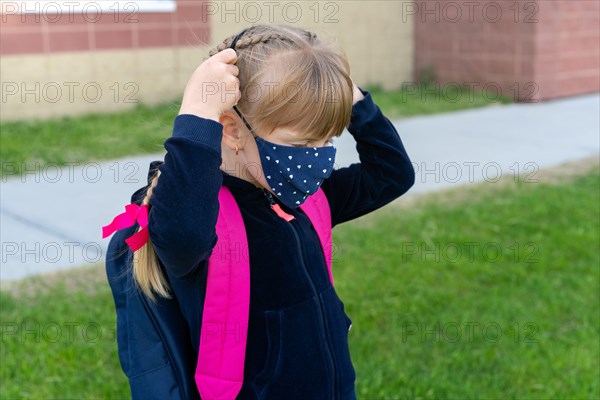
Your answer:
[106,88,415,399]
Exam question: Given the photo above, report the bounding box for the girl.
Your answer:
[105,24,415,400]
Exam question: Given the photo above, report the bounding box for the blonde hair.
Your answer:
[133,24,354,301]
[131,168,170,302]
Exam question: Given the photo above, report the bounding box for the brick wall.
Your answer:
[414,0,600,101]
[1,0,209,55]
[1,1,415,121]
[534,1,600,100]
[0,0,211,120]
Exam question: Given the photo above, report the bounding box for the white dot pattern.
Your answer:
[254,136,337,208]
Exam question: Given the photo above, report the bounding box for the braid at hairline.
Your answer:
[208,29,317,57]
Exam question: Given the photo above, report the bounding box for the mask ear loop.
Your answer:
[232,106,257,138]
[229,28,259,139]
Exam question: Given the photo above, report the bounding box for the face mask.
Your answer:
[256,137,336,208]
[233,106,336,208]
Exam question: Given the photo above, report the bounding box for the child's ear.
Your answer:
[219,111,242,145]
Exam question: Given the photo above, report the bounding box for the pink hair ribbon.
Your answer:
[102,203,149,252]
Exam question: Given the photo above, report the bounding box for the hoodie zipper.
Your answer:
[262,189,338,399]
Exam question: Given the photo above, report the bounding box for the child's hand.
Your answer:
[351,79,365,105]
[178,48,241,122]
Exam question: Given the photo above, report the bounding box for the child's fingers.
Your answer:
[213,48,238,64]
[226,64,239,77]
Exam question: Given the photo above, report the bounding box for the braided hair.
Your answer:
[208,25,318,56]
[206,24,353,140]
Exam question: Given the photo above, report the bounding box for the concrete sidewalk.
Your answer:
[1,93,598,281]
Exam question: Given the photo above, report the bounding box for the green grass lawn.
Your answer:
[0,101,179,179]
[2,166,596,399]
[366,83,512,119]
[0,85,511,178]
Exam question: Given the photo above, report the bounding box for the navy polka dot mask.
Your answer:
[233,106,337,208]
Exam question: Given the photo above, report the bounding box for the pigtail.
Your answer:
[132,169,172,302]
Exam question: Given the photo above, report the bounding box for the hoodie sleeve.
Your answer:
[146,114,224,279]
[320,88,415,228]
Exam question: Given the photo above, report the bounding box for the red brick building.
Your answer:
[1,0,207,54]
[0,1,413,121]
[1,1,598,121]
[414,0,600,101]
